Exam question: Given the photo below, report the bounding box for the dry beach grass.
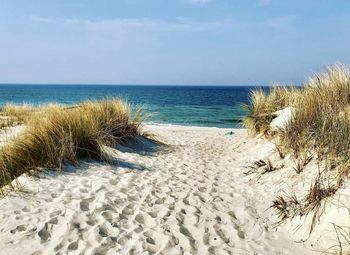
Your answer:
[0,99,144,192]
[244,64,350,253]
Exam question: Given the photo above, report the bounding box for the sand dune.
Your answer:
[0,125,327,254]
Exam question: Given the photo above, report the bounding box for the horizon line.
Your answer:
[0,83,301,87]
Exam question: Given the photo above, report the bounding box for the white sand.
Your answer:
[0,125,346,254]
[270,106,295,131]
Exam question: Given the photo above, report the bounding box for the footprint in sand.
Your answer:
[22,206,30,213]
[51,193,58,199]
[101,211,113,223]
[214,224,230,244]
[80,197,94,211]
[38,223,51,242]
[67,241,79,250]
[49,210,62,218]
[86,214,97,226]
[179,226,198,253]
[233,223,245,239]
[10,224,28,234]
[98,225,109,238]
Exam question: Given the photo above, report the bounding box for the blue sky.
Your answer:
[0,0,349,85]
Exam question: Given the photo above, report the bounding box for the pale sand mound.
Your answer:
[0,125,317,254]
[270,106,295,131]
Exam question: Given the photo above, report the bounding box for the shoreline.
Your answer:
[143,122,244,129]
[145,123,241,131]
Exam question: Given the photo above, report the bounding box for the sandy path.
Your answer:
[0,126,313,254]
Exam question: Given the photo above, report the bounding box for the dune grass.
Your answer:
[243,86,300,135]
[0,103,67,129]
[243,64,350,235]
[0,104,35,128]
[0,99,144,191]
[330,224,350,255]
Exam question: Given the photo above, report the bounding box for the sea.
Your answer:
[0,85,266,128]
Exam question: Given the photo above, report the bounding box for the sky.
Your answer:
[0,0,349,85]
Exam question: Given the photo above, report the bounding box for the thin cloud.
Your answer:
[29,16,57,24]
[187,0,210,6]
[29,16,230,33]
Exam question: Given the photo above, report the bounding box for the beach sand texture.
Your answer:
[0,125,337,254]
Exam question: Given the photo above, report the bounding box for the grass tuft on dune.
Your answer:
[243,86,300,135]
[0,104,35,128]
[0,99,144,191]
[243,64,350,235]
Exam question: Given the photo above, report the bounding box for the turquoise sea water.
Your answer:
[0,85,264,128]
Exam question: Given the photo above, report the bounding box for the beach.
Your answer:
[0,124,336,255]
[1,0,349,253]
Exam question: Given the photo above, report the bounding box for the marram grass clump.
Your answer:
[243,64,350,234]
[0,104,35,128]
[0,99,144,190]
[0,103,67,129]
[243,86,300,135]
